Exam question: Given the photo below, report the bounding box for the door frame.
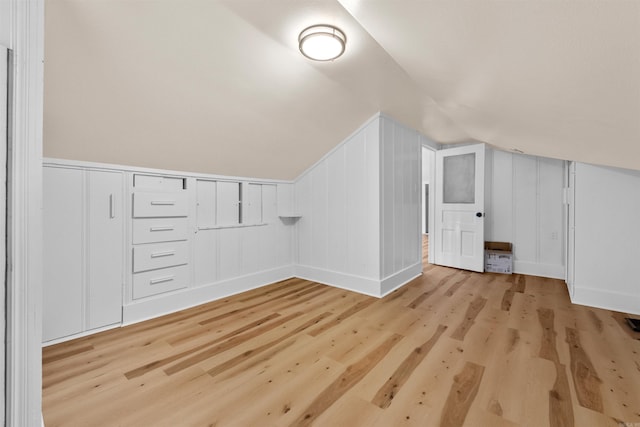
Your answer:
[564,161,575,297]
[3,1,45,426]
[421,144,437,265]
[1,44,8,427]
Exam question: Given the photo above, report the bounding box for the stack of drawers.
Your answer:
[132,175,190,299]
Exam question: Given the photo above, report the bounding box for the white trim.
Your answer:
[42,323,121,347]
[5,0,45,425]
[197,223,268,231]
[380,262,422,296]
[513,260,564,280]
[43,157,293,184]
[423,143,437,265]
[571,286,640,316]
[123,265,295,325]
[419,133,441,151]
[0,43,8,427]
[294,265,382,297]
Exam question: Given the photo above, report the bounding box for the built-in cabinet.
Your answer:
[43,166,124,342]
[43,160,295,343]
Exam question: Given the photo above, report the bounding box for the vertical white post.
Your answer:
[0,44,9,427]
[3,0,45,426]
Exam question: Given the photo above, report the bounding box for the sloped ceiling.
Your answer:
[43,0,640,180]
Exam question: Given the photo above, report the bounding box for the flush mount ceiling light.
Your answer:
[298,24,346,61]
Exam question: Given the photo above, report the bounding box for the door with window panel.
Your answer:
[434,144,485,272]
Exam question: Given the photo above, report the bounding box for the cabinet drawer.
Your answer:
[133,191,188,218]
[134,174,186,191]
[133,265,188,300]
[133,241,189,273]
[133,218,189,244]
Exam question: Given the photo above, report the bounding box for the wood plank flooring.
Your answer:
[43,236,640,426]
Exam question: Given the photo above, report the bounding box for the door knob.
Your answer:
[476,212,483,218]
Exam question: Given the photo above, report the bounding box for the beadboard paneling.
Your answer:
[380,116,422,282]
[295,116,381,291]
[572,162,640,315]
[486,150,565,278]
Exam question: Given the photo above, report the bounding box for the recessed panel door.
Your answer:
[43,167,84,341]
[87,170,124,330]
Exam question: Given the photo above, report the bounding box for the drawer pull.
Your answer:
[150,226,174,232]
[150,250,176,258]
[109,194,115,219]
[150,275,175,285]
[150,200,176,206]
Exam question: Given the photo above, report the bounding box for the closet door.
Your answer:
[43,167,84,341]
[87,170,124,330]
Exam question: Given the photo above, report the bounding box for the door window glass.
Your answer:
[443,153,475,203]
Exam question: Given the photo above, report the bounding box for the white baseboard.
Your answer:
[513,260,564,280]
[42,323,121,347]
[123,265,295,325]
[294,265,382,297]
[571,286,640,316]
[380,262,422,296]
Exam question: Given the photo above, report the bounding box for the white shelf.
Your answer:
[278,213,302,219]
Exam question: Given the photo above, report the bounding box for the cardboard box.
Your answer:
[485,242,513,274]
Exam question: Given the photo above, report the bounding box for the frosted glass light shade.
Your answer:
[298,25,346,61]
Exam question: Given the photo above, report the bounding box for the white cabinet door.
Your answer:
[196,180,216,228]
[87,170,124,330]
[43,167,84,341]
[43,167,125,342]
[217,182,241,226]
[244,183,263,225]
[262,184,277,222]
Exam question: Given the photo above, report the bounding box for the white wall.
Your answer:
[294,116,381,296]
[380,116,423,294]
[572,162,640,315]
[486,150,565,279]
[294,113,423,297]
[0,4,10,46]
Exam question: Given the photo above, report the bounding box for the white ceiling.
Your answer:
[44,0,640,180]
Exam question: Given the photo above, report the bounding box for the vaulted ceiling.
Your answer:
[44,0,640,180]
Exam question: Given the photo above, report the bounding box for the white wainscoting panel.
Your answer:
[572,162,640,315]
[326,148,347,273]
[295,114,422,296]
[295,115,381,293]
[193,182,291,287]
[486,150,565,279]
[380,116,422,287]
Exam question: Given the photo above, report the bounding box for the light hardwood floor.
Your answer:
[43,236,640,426]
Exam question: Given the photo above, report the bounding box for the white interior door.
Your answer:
[434,143,485,272]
